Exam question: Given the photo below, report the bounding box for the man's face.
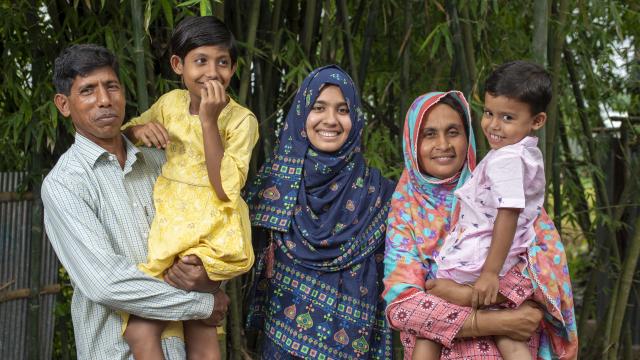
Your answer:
[54,66,125,147]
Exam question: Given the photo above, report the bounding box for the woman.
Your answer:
[383,91,578,359]
[246,65,396,359]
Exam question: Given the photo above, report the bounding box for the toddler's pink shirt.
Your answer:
[436,136,545,284]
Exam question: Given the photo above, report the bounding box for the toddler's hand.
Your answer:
[129,122,169,149]
[471,272,499,309]
[199,79,227,126]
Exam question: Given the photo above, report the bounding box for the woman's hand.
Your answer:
[457,300,543,339]
[424,278,473,306]
[425,278,508,307]
[125,122,169,148]
[199,80,227,127]
[500,300,544,340]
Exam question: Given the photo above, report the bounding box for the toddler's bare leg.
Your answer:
[123,315,166,360]
[184,319,220,360]
[412,338,441,360]
[495,335,532,360]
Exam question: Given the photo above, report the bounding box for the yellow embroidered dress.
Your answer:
[123,89,257,281]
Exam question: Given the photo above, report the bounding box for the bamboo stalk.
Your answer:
[319,0,332,64]
[357,0,379,89]
[446,1,471,97]
[400,0,411,115]
[302,0,317,59]
[564,48,619,259]
[226,278,243,360]
[0,284,62,303]
[532,0,549,164]
[545,0,568,192]
[238,0,261,105]
[460,4,476,89]
[605,212,640,359]
[131,0,149,111]
[0,191,34,202]
[336,0,358,87]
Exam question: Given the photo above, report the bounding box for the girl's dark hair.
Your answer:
[170,16,238,64]
[484,60,552,114]
[53,44,119,95]
[437,94,469,138]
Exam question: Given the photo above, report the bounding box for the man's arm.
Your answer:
[42,176,214,321]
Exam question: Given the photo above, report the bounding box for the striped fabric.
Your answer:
[42,133,214,360]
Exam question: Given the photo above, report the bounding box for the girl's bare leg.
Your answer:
[123,315,166,360]
[184,319,220,360]
[412,338,441,360]
[495,335,532,360]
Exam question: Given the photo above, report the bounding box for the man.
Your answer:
[43,43,229,359]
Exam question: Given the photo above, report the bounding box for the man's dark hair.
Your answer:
[438,94,469,138]
[53,44,119,95]
[484,60,552,114]
[170,16,238,64]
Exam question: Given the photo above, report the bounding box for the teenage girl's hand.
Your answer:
[199,79,227,126]
[471,271,500,309]
[126,122,170,149]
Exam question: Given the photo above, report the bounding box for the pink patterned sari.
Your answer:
[382,91,578,359]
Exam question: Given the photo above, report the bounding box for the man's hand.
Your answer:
[201,290,230,326]
[164,255,221,293]
[472,272,500,309]
[127,122,169,149]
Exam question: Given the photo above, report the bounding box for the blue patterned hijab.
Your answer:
[247,65,395,271]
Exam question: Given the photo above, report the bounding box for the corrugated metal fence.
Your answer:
[0,172,59,359]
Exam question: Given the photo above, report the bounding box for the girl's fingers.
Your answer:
[148,123,169,147]
[213,80,225,103]
[140,133,152,147]
[204,80,216,101]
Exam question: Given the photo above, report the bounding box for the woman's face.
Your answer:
[417,103,468,179]
[305,85,352,153]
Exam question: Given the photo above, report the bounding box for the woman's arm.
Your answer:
[387,262,537,347]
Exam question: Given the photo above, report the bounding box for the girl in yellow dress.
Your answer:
[121,16,257,360]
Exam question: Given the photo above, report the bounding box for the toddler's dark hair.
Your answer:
[438,94,469,138]
[485,60,552,114]
[171,16,238,64]
[53,44,119,95]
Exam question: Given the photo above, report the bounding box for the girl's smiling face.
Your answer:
[170,45,236,104]
[305,85,352,153]
[417,103,468,179]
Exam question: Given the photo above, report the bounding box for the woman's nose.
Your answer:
[435,134,449,149]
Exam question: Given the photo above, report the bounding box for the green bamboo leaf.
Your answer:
[105,27,115,51]
[443,26,453,59]
[177,0,201,8]
[608,3,623,41]
[418,23,444,53]
[200,0,212,16]
[144,0,153,36]
[160,0,174,28]
[430,30,442,59]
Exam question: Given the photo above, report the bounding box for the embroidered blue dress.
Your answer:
[246,65,395,359]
